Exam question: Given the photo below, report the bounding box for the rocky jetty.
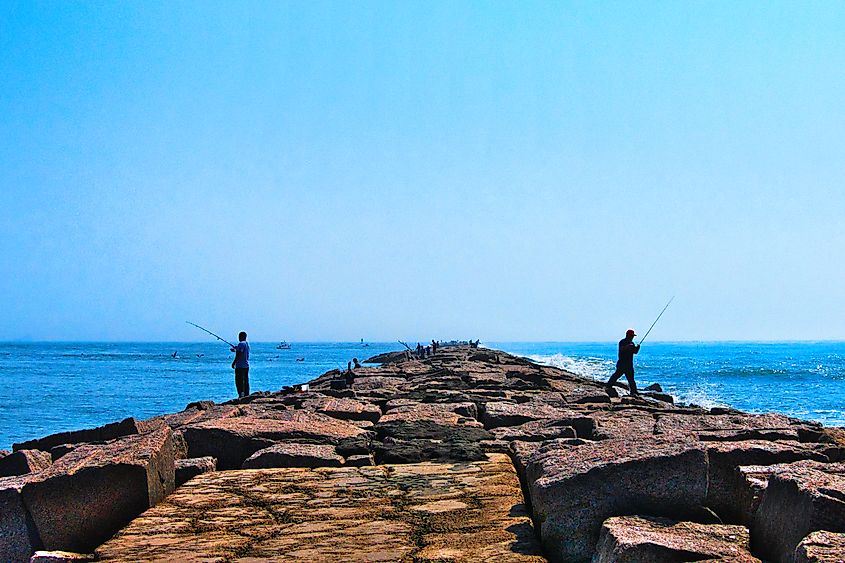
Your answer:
[2,345,845,562]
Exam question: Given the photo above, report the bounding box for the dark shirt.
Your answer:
[234,341,250,369]
[617,337,640,366]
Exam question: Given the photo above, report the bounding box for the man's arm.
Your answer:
[231,343,242,368]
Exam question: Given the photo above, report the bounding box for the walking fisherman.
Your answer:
[606,329,641,396]
[231,331,250,398]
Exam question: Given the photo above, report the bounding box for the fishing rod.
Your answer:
[185,321,236,348]
[638,296,675,346]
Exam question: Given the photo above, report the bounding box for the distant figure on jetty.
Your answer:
[230,331,250,398]
[605,329,640,396]
[431,340,438,355]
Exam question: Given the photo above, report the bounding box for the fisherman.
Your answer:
[230,331,250,398]
[353,357,361,369]
[606,329,641,396]
[431,339,438,355]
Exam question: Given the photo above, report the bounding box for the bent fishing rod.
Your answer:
[638,296,675,346]
[186,321,236,348]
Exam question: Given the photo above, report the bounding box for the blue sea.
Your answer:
[1,341,843,449]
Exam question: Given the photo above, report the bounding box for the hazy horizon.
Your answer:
[2,3,844,342]
[4,338,845,345]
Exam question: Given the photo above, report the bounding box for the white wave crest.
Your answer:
[672,384,726,410]
[527,353,614,382]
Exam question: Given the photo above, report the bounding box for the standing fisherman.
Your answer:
[606,329,641,396]
[231,331,250,398]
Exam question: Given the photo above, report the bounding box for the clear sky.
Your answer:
[1,2,844,342]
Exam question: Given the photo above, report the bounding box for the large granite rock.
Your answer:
[0,476,39,563]
[301,396,382,422]
[590,409,656,440]
[29,551,95,562]
[22,427,175,554]
[654,412,821,442]
[594,515,759,562]
[525,437,709,562]
[705,440,831,523]
[379,401,481,426]
[242,443,344,469]
[480,401,572,429]
[1,427,175,562]
[174,456,216,487]
[13,418,142,453]
[95,454,545,562]
[491,419,577,442]
[0,450,52,478]
[372,420,492,464]
[363,350,409,364]
[146,403,240,432]
[794,530,845,563]
[180,408,367,469]
[751,464,845,562]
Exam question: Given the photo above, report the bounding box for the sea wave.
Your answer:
[528,352,729,408]
[670,384,726,410]
[527,353,614,382]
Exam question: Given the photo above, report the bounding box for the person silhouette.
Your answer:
[605,329,641,396]
[230,331,250,398]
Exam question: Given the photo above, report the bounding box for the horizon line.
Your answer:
[2,339,845,345]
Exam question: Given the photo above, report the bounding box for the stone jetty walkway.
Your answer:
[3,345,845,562]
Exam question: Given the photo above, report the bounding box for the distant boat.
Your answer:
[276,341,291,350]
[361,338,369,348]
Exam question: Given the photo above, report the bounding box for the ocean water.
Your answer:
[493,341,845,428]
[1,341,843,449]
[0,341,398,450]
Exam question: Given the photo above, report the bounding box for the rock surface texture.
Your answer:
[95,454,544,562]
[4,345,845,562]
[593,515,760,562]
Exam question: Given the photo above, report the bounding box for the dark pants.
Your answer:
[607,363,638,395]
[235,367,250,397]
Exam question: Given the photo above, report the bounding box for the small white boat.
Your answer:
[276,341,291,350]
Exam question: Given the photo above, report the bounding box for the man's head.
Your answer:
[239,331,247,342]
[626,328,636,338]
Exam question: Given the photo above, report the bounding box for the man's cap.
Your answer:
[626,328,636,336]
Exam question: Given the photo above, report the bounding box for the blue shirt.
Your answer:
[234,341,249,368]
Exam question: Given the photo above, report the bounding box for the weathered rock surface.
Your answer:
[491,419,577,442]
[594,515,759,562]
[29,551,95,562]
[525,437,709,562]
[0,450,52,477]
[22,427,175,554]
[794,530,845,563]
[363,350,409,364]
[95,453,545,562]
[174,456,216,487]
[705,440,832,523]
[0,427,175,562]
[379,401,481,426]
[13,418,142,453]
[301,396,382,422]
[180,408,367,469]
[0,476,40,563]
[242,442,344,469]
[481,401,568,429]
[752,464,845,562]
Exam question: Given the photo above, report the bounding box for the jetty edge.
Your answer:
[0,346,843,562]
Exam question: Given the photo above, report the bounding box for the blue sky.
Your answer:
[1,2,844,342]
